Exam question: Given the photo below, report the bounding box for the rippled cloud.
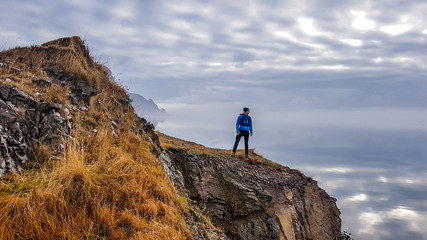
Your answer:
[1,0,427,102]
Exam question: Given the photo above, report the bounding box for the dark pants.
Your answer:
[233,130,249,156]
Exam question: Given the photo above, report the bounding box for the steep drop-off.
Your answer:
[159,133,341,240]
[0,37,341,240]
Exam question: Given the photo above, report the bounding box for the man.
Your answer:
[232,107,253,158]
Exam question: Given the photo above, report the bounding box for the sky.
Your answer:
[3,0,426,129]
[1,1,427,239]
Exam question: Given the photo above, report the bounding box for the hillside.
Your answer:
[0,36,190,239]
[0,37,341,239]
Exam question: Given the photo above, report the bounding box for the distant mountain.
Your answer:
[103,67,167,127]
[128,92,167,126]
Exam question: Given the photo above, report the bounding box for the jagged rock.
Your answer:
[0,85,36,108]
[160,149,341,240]
[0,85,69,176]
[38,102,62,111]
[159,150,185,187]
[137,117,160,147]
[31,78,52,87]
[0,85,10,99]
[44,64,96,104]
[118,97,131,106]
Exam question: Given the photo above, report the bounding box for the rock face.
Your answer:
[0,36,158,177]
[160,148,341,240]
[0,85,69,176]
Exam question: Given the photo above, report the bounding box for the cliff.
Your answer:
[0,37,341,239]
[158,133,341,240]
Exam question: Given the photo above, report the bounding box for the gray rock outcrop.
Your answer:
[0,85,69,176]
[160,148,341,240]
[0,36,158,177]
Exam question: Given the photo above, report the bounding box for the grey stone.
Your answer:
[38,102,62,111]
[0,84,70,176]
[0,85,11,99]
[8,87,36,107]
[31,79,52,87]
[159,149,342,240]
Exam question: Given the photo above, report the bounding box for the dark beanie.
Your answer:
[243,107,250,112]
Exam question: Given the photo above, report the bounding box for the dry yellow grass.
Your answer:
[43,84,70,104]
[0,37,191,239]
[0,130,190,239]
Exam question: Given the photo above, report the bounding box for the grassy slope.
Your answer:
[0,37,190,239]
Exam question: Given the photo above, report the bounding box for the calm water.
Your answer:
[156,104,427,240]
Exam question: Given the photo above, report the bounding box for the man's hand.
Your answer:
[236,132,240,136]
[250,133,253,136]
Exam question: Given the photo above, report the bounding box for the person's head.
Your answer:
[243,107,250,114]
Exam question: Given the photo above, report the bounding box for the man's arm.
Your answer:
[249,116,253,135]
[236,115,242,134]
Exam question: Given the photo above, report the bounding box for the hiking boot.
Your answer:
[231,152,235,157]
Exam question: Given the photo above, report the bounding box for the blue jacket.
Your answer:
[236,114,253,133]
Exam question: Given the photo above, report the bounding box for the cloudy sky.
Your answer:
[2,1,427,239]
[3,0,426,132]
[2,0,427,112]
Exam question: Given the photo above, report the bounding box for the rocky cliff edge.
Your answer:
[158,133,341,240]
